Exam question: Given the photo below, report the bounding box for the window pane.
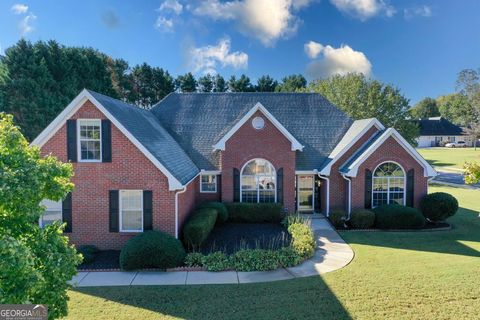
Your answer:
[79,120,101,161]
[201,175,216,192]
[299,190,313,208]
[241,159,276,203]
[40,211,62,227]
[241,176,256,190]
[242,190,257,203]
[298,176,313,189]
[121,210,142,231]
[121,190,142,210]
[259,190,275,203]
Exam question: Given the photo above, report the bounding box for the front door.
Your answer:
[297,175,314,212]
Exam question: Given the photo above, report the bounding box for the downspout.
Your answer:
[174,186,187,239]
[317,174,330,217]
[342,174,352,218]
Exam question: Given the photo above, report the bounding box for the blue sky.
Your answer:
[0,0,479,104]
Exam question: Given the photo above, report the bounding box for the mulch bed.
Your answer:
[198,222,291,255]
[78,250,120,271]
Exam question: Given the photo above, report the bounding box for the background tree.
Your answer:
[436,93,474,126]
[228,74,254,92]
[276,74,307,92]
[175,72,197,92]
[198,74,214,92]
[0,113,81,319]
[409,97,440,119]
[213,74,227,92]
[256,75,278,92]
[308,73,419,144]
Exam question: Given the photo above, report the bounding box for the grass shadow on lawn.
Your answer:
[70,276,352,320]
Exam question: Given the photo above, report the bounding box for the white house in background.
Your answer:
[414,117,474,148]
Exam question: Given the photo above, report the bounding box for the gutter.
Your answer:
[317,173,330,216]
[342,174,352,218]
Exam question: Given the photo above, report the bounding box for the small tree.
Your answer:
[464,162,480,184]
[463,122,480,150]
[0,113,81,319]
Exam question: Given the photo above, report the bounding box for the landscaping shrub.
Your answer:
[288,223,316,258]
[120,231,186,270]
[420,192,459,222]
[232,249,280,271]
[183,208,218,248]
[329,210,347,228]
[349,209,375,229]
[77,245,99,264]
[282,213,310,228]
[201,251,232,271]
[225,203,285,223]
[184,252,204,267]
[277,246,304,267]
[197,202,229,224]
[373,204,426,229]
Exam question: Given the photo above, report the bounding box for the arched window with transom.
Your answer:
[372,162,405,208]
[241,159,276,203]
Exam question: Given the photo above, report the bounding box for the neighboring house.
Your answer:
[415,117,473,148]
[33,89,436,249]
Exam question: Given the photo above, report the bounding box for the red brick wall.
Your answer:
[177,177,197,238]
[41,100,189,250]
[351,136,428,209]
[220,111,296,212]
[329,126,380,211]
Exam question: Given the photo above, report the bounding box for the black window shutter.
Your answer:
[233,168,240,202]
[365,169,372,209]
[66,120,77,162]
[101,119,112,162]
[277,168,284,203]
[109,190,119,232]
[406,169,415,207]
[217,175,222,201]
[62,193,72,233]
[143,190,153,230]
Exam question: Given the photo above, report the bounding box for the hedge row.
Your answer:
[225,203,285,223]
[183,208,218,248]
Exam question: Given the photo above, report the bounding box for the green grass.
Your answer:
[417,147,480,169]
[66,185,480,320]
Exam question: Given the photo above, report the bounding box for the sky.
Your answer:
[0,0,479,104]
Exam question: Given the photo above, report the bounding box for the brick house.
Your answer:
[33,89,437,249]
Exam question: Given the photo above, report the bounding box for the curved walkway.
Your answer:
[70,218,354,287]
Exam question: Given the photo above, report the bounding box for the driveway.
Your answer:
[433,169,480,188]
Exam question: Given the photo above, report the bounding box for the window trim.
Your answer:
[119,189,144,233]
[200,174,217,193]
[77,119,102,163]
[240,158,277,203]
[371,161,406,208]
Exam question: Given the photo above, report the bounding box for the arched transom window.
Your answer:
[372,162,405,207]
[241,159,276,203]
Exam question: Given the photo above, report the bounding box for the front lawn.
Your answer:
[67,184,480,320]
[417,147,480,169]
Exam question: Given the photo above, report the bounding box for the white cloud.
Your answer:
[154,16,174,32]
[305,42,372,79]
[19,13,36,35]
[188,38,248,74]
[11,4,28,14]
[158,0,183,15]
[304,41,324,59]
[191,0,313,46]
[404,5,432,19]
[329,0,395,20]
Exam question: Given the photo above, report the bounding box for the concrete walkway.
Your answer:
[70,218,354,287]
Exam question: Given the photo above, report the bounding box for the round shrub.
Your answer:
[329,210,347,228]
[349,209,375,229]
[373,204,425,229]
[77,245,99,264]
[420,192,459,222]
[183,208,218,248]
[288,223,315,258]
[197,202,229,224]
[120,231,186,270]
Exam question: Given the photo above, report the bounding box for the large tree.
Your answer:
[276,74,307,92]
[228,74,254,92]
[175,72,197,92]
[0,113,81,319]
[198,74,214,92]
[129,63,174,107]
[256,75,278,92]
[308,73,419,144]
[213,74,227,92]
[436,93,474,126]
[409,97,440,119]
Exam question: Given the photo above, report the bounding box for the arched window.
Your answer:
[372,162,405,208]
[241,159,276,203]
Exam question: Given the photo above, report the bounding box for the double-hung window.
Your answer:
[372,162,405,208]
[119,190,143,232]
[200,174,217,193]
[78,119,102,162]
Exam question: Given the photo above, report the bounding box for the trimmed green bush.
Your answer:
[349,209,375,229]
[183,208,218,248]
[329,210,347,228]
[120,231,186,270]
[277,246,304,267]
[288,223,315,258]
[201,251,232,271]
[373,204,426,229]
[232,249,280,271]
[197,202,229,224]
[184,252,204,267]
[420,192,459,222]
[77,245,99,264]
[225,203,285,223]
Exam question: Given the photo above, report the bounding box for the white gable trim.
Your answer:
[319,118,384,176]
[212,102,304,152]
[343,128,437,178]
[31,89,185,191]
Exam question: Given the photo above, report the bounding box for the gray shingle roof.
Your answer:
[413,117,464,136]
[151,93,353,171]
[339,130,385,174]
[88,90,199,185]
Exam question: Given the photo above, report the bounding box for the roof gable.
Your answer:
[415,117,464,136]
[212,102,304,151]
